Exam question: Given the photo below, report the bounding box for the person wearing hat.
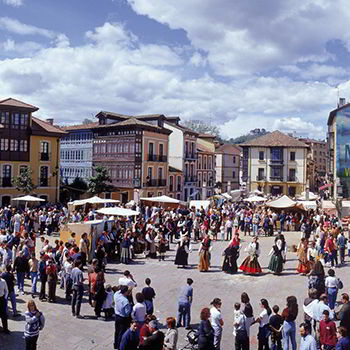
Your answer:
[140,319,165,350]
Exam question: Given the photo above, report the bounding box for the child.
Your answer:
[102,284,114,319]
[269,305,283,350]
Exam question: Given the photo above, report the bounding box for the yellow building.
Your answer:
[0,98,65,206]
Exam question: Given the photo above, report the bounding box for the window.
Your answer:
[2,165,12,187]
[169,176,173,191]
[271,147,283,161]
[0,112,10,125]
[258,168,264,180]
[158,167,163,180]
[20,140,28,152]
[204,156,207,170]
[233,156,236,164]
[10,139,18,151]
[198,156,202,170]
[290,151,296,161]
[271,166,282,180]
[40,141,49,161]
[147,167,152,180]
[20,113,28,129]
[149,142,154,155]
[259,151,264,161]
[135,143,141,153]
[123,144,128,153]
[208,156,212,169]
[0,139,9,151]
[12,113,20,129]
[233,171,236,178]
[40,166,49,186]
[159,144,164,156]
[289,168,296,181]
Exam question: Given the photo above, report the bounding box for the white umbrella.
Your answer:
[266,195,297,209]
[140,195,180,204]
[12,195,45,202]
[243,195,267,202]
[69,196,120,206]
[97,207,140,217]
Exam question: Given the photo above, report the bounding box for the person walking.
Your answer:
[24,299,45,350]
[176,278,193,330]
[71,260,84,318]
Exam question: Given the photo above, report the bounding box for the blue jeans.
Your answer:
[283,320,296,350]
[328,287,337,310]
[6,291,17,315]
[17,271,25,292]
[30,271,38,294]
[177,302,191,328]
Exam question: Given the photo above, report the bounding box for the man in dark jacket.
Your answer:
[337,293,350,332]
[39,252,47,301]
[140,320,164,350]
[13,250,29,295]
[120,320,139,350]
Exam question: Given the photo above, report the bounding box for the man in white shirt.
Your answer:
[300,322,317,350]
[118,270,137,288]
[0,276,9,333]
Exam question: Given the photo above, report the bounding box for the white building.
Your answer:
[60,123,96,184]
[240,131,308,196]
[164,117,198,201]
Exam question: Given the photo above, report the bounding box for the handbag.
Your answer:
[337,278,343,289]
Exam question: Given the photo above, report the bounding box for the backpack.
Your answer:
[338,278,343,290]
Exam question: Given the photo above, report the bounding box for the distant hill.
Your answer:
[227,128,269,144]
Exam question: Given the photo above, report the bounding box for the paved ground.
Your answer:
[1,231,350,350]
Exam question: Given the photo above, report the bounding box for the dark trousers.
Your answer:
[114,315,130,349]
[48,280,56,302]
[39,279,46,300]
[25,335,39,350]
[71,285,84,316]
[0,296,8,331]
[235,332,249,350]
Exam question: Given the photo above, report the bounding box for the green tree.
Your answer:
[88,166,114,195]
[182,119,222,138]
[12,167,37,194]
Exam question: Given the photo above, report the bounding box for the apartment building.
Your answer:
[168,166,183,200]
[60,123,97,184]
[93,112,171,202]
[0,98,65,205]
[215,143,241,192]
[164,117,198,201]
[241,131,308,196]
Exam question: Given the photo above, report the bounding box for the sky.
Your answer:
[2,0,350,140]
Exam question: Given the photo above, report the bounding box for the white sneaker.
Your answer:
[21,291,24,295]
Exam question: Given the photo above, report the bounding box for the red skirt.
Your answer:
[297,261,311,274]
[240,255,262,274]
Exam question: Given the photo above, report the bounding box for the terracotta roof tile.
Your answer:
[0,97,38,111]
[240,130,308,148]
[60,122,99,130]
[32,117,66,134]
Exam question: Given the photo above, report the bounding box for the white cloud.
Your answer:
[273,117,324,139]
[2,0,23,7]
[1,38,43,54]
[126,0,350,76]
[0,17,56,38]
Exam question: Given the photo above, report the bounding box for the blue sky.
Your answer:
[1,0,350,139]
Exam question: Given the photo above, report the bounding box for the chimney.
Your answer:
[338,98,346,107]
[46,118,54,125]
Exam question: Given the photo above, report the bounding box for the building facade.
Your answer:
[168,166,183,200]
[60,123,97,184]
[197,135,216,199]
[215,143,241,193]
[241,131,308,196]
[0,98,65,206]
[93,112,171,202]
[164,118,198,201]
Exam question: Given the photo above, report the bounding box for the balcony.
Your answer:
[270,159,284,164]
[158,155,167,162]
[40,152,51,161]
[1,177,12,187]
[148,154,157,161]
[184,152,197,160]
[270,176,283,182]
[256,175,266,181]
[39,177,48,187]
[184,176,197,183]
[143,179,166,187]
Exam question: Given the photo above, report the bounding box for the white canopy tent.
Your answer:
[140,195,180,204]
[266,195,297,209]
[221,193,232,200]
[97,207,140,217]
[298,191,318,201]
[125,200,136,207]
[12,195,46,202]
[68,196,120,206]
[297,201,317,211]
[189,200,211,210]
[243,195,267,203]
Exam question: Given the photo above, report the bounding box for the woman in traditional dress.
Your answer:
[174,233,190,268]
[198,234,212,272]
[296,238,311,275]
[222,232,240,274]
[268,238,285,275]
[239,236,262,275]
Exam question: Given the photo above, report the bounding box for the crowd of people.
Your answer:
[0,198,350,349]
